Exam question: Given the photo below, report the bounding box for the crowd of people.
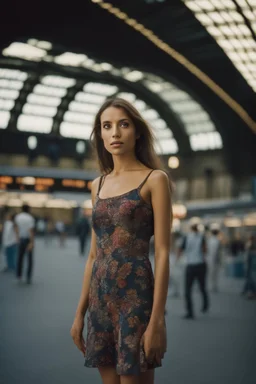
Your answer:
[0,205,92,283]
[169,217,256,316]
[1,203,255,306]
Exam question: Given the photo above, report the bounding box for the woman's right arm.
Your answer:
[70,177,100,355]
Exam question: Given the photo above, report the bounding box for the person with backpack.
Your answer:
[177,217,209,319]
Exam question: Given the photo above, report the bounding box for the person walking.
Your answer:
[177,217,209,319]
[70,98,172,384]
[242,234,256,299]
[207,223,222,293]
[2,211,18,273]
[15,204,35,284]
[76,210,90,256]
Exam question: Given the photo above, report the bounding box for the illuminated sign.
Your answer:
[0,175,93,193]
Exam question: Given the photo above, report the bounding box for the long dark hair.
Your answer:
[90,98,163,174]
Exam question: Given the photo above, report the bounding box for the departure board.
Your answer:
[0,176,93,193]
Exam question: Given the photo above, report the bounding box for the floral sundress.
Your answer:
[84,170,162,375]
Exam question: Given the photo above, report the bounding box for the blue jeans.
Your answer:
[5,244,18,271]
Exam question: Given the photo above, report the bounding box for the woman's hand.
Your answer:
[140,320,167,365]
[70,315,86,356]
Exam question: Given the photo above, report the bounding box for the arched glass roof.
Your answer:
[1,39,223,154]
[183,0,256,92]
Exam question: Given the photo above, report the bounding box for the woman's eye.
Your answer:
[103,124,111,129]
[121,122,129,128]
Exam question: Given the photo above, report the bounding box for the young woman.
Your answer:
[71,98,172,384]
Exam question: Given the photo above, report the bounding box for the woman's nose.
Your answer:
[112,126,121,137]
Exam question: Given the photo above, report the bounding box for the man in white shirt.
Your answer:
[177,217,209,319]
[15,204,35,284]
[2,211,18,272]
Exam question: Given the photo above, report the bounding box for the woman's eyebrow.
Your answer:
[102,118,129,124]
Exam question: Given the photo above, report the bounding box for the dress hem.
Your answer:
[84,361,161,375]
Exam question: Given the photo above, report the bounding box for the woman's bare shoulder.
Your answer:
[150,169,169,183]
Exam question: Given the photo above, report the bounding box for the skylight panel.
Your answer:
[84,82,118,96]
[17,115,53,133]
[0,110,10,129]
[60,122,93,139]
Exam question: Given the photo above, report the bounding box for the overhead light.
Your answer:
[168,156,179,169]
[124,70,144,82]
[41,75,76,88]
[68,101,99,114]
[196,13,213,25]
[142,109,159,120]
[27,94,62,107]
[21,177,36,185]
[133,99,147,112]
[117,92,136,103]
[60,122,93,139]
[64,111,94,124]
[23,104,57,117]
[0,68,28,81]
[153,119,167,129]
[100,62,113,71]
[0,89,19,100]
[33,84,67,98]
[0,99,15,110]
[156,138,178,154]
[224,217,242,227]
[0,79,24,90]
[27,38,38,46]
[54,52,87,67]
[190,132,222,151]
[27,136,38,150]
[156,129,172,139]
[2,42,47,61]
[36,40,52,50]
[75,92,106,104]
[144,80,164,92]
[17,115,53,133]
[76,141,86,154]
[184,1,201,12]
[0,110,10,129]
[206,25,223,36]
[84,82,118,96]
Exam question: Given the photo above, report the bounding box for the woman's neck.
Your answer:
[111,153,144,175]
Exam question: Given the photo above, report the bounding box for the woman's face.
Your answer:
[100,106,138,156]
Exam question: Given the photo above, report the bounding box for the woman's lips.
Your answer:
[111,142,123,147]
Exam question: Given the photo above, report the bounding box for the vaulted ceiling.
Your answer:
[0,0,255,174]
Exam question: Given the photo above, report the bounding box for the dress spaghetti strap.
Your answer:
[97,175,105,195]
[138,169,155,190]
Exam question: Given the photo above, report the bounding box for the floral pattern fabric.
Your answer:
[84,172,161,375]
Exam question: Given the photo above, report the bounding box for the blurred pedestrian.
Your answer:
[242,234,256,299]
[55,220,66,247]
[15,204,35,284]
[230,232,245,258]
[1,211,18,273]
[76,210,90,256]
[207,223,222,293]
[177,217,209,319]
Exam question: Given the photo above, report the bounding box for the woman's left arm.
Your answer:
[149,170,172,327]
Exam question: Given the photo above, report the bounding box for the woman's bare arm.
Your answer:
[148,170,172,326]
[74,177,100,318]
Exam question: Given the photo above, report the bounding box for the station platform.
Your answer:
[1,238,255,384]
